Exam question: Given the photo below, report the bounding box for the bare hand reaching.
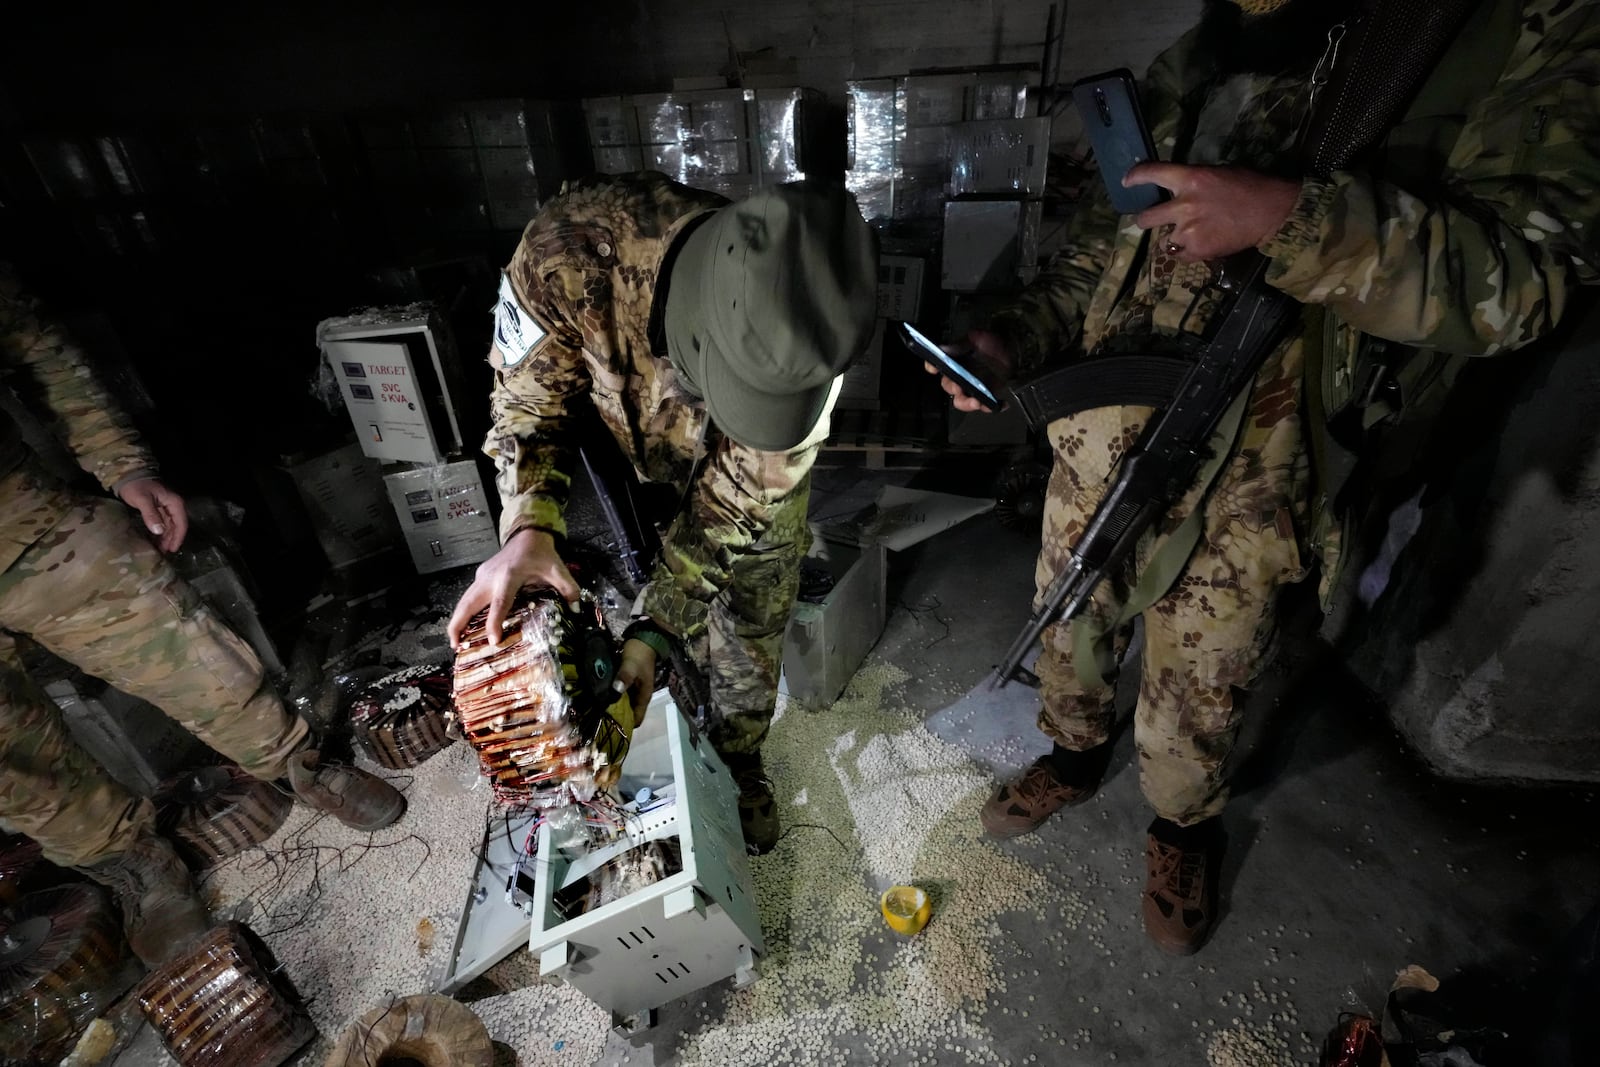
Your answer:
[446,528,579,649]
[117,477,189,553]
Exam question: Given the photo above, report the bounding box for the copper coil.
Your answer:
[349,664,456,769]
[450,594,596,807]
[0,883,142,1064]
[138,922,315,1067]
[154,765,293,870]
[324,993,493,1067]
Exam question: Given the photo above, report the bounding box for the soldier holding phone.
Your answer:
[926,0,1600,953]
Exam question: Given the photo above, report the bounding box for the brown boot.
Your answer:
[980,744,1108,838]
[81,832,210,968]
[288,749,406,831]
[722,752,780,856]
[1142,817,1222,955]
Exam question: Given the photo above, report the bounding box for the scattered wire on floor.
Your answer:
[200,811,435,939]
[897,593,953,649]
[776,821,855,853]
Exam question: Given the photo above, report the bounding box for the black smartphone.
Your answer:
[899,322,1002,409]
[1071,69,1166,214]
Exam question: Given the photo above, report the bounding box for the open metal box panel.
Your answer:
[439,689,763,1018]
[529,693,763,1020]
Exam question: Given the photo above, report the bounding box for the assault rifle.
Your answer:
[579,430,714,728]
[990,0,1479,689]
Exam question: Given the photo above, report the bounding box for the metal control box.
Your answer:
[439,691,762,1025]
[529,695,762,1023]
[317,308,467,464]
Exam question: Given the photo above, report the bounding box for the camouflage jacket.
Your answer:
[990,0,1600,594]
[0,264,157,570]
[488,172,826,640]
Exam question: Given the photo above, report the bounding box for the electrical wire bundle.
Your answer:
[450,590,633,808]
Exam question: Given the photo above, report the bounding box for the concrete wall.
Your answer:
[1338,299,1600,786]
[2,1,1201,127]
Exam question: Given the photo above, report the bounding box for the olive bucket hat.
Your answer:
[664,182,878,452]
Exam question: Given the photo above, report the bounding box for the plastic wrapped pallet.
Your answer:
[847,79,897,222]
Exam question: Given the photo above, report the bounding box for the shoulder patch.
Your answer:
[493,271,546,367]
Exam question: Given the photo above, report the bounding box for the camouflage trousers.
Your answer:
[1033,341,1310,825]
[0,494,307,866]
[678,478,811,757]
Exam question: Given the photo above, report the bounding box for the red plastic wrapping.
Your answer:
[0,883,142,1064]
[154,765,293,869]
[137,922,315,1067]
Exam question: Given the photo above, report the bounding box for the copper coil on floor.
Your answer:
[0,832,46,906]
[138,922,315,1067]
[349,664,456,769]
[154,765,293,870]
[451,593,606,807]
[0,883,142,1065]
[324,993,493,1067]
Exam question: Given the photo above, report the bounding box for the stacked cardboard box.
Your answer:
[845,69,1035,224]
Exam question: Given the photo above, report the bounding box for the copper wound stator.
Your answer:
[137,922,315,1067]
[450,591,632,807]
[349,664,456,769]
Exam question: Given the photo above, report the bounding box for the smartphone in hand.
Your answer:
[1072,69,1166,214]
[900,322,1002,409]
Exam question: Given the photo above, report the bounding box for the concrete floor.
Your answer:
[103,462,1599,1067]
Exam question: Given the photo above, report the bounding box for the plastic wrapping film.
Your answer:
[325,993,494,1067]
[0,884,143,1065]
[137,922,315,1067]
[383,460,500,575]
[584,88,810,199]
[348,663,456,769]
[947,116,1052,198]
[847,79,898,223]
[154,765,293,870]
[450,590,633,807]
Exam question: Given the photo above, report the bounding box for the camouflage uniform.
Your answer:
[0,266,307,866]
[989,0,1600,824]
[489,172,828,755]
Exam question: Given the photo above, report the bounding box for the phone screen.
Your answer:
[901,323,1000,407]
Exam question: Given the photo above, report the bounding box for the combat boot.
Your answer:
[287,749,406,831]
[980,742,1111,837]
[81,832,210,968]
[722,751,780,856]
[1142,816,1223,955]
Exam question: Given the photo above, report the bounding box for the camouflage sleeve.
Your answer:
[639,433,821,641]
[1262,1,1600,355]
[984,30,1195,376]
[984,184,1121,376]
[0,266,156,490]
[484,267,589,543]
